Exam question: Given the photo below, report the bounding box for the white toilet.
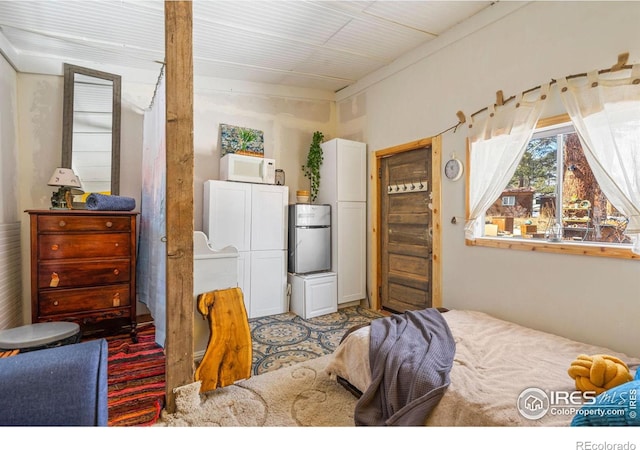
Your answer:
[193,231,239,359]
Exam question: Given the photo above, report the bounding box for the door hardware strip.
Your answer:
[387,180,428,194]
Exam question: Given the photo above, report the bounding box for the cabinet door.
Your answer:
[337,202,366,304]
[249,250,286,318]
[251,184,288,251]
[336,140,367,202]
[319,139,367,204]
[203,180,251,251]
[237,252,251,315]
[305,275,337,319]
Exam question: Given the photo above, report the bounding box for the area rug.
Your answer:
[103,306,380,426]
[156,354,357,427]
[105,323,166,426]
[249,305,382,375]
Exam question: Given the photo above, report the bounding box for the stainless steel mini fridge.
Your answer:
[288,204,331,274]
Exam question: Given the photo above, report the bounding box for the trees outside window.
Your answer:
[484,122,630,244]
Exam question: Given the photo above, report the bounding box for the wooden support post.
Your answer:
[164,0,194,414]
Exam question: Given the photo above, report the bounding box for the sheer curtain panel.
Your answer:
[559,65,640,254]
[138,71,167,347]
[465,85,549,240]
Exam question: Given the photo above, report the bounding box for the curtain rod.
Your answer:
[452,52,633,127]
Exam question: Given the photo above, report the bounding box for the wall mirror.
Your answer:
[62,63,121,199]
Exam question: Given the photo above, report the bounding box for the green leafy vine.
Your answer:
[302,131,325,202]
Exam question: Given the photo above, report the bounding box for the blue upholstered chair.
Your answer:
[0,339,108,426]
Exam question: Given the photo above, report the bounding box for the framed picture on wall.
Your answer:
[219,124,264,157]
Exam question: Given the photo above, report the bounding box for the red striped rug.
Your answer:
[105,323,165,426]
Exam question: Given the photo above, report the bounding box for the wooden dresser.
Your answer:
[27,210,138,341]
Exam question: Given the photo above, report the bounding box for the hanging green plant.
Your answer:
[302,131,324,202]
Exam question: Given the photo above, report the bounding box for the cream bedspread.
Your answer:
[325,309,640,426]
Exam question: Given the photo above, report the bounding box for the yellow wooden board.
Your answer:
[194,287,252,392]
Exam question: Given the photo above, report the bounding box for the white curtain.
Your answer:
[465,85,549,240]
[559,65,640,254]
[137,69,167,347]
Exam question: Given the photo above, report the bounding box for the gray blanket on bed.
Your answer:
[354,308,455,426]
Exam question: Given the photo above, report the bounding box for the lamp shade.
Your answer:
[48,168,83,192]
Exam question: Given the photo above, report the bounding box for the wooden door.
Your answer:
[379,147,432,312]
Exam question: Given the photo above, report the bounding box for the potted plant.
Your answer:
[302,131,324,202]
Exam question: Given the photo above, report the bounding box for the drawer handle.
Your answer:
[113,269,120,276]
[53,300,59,306]
[115,243,119,247]
[106,221,113,228]
[51,244,59,251]
[50,272,60,287]
[58,220,66,227]
[113,292,121,307]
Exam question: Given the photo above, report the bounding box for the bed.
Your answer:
[325,309,640,426]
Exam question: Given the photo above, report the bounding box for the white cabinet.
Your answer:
[251,184,288,251]
[203,180,288,318]
[318,138,367,305]
[250,250,287,317]
[203,179,251,251]
[288,272,337,319]
[236,252,250,312]
[336,202,366,303]
[320,138,367,202]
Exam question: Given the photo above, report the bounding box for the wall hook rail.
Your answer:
[387,180,428,195]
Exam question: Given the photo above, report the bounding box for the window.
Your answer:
[482,120,631,246]
[501,196,515,207]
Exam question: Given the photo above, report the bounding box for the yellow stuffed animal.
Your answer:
[568,354,632,394]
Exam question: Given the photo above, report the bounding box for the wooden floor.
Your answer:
[137,313,153,324]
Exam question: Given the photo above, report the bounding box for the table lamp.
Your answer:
[48,168,84,209]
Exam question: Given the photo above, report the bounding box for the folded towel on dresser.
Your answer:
[86,193,136,211]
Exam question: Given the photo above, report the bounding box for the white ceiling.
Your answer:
[0,0,495,92]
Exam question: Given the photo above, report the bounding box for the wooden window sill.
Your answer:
[466,237,639,260]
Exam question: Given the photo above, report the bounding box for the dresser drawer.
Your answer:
[39,308,132,326]
[38,259,131,289]
[38,215,131,232]
[39,233,130,259]
[39,285,131,316]
[28,210,138,340]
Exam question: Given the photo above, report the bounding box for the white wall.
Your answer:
[15,72,152,321]
[16,74,151,213]
[337,1,640,356]
[0,54,18,223]
[12,67,335,323]
[191,78,336,233]
[6,2,639,356]
[0,53,22,328]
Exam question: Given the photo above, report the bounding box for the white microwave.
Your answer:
[219,153,276,184]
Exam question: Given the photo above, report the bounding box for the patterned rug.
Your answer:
[158,353,357,427]
[105,323,166,426]
[99,305,381,426]
[249,305,383,375]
